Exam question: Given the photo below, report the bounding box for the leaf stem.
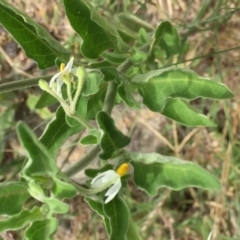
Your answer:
[68,112,93,130]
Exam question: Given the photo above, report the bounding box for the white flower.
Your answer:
[91,163,129,204]
[49,57,74,97]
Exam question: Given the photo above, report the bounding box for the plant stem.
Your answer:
[65,145,101,177]
[126,217,143,240]
[0,75,52,94]
[102,81,118,114]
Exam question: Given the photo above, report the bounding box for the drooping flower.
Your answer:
[49,57,74,97]
[91,163,129,204]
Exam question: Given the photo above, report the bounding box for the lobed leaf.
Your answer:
[24,218,58,240]
[0,207,44,232]
[97,111,131,160]
[118,82,140,109]
[63,0,127,58]
[103,197,130,240]
[40,107,83,157]
[0,182,30,216]
[82,70,104,96]
[0,0,69,68]
[17,121,58,178]
[162,99,216,127]
[85,198,111,235]
[151,21,180,57]
[132,67,234,112]
[130,152,220,195]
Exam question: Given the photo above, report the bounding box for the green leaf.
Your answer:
[35,92,58,109]
[16,121,58,178]
[82,69,104,96]
[101,52,128,64]
[43,197,69,214]
[162,99,216,127]
[40,107,83,157]
[85,164,113,178]
[0,206,44,232]
[85,198,111,235]
[0,0,69,68]
[80,135,98,145]
[132,67,234,112]
[0,182,30,216]
[97,111,131,160]
[25,218,58,240]
[151,21,180,57]
[100,67,122,83]
[52,178,77,199]
[80,129,100,145]
[118,82,140,109]
[86,83,107,120]
[130,152,220,195]
[130,48,148,64]
[63,0,127,59]
[103,197,129,240]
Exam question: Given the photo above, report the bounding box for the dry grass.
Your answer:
[1,0,240,240]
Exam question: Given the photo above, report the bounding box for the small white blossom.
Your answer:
[91,163,129,204]
[49,57,74,97]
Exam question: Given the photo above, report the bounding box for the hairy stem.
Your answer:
[65,145,101,177]
[0,75,52,94]
[102,80,118,114]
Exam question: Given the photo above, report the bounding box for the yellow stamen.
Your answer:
[116,163,129,177]
[60,63,65,72]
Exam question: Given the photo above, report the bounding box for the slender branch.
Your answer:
[0,75,52,94]
[102,81,118,114]
[65,145,101,177]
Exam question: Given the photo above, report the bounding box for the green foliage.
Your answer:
[0,1,235,239]
[103,197,130,240]
[16,121,58,178]
[0,207,44,232]
[132,67,233,112]
[86,197,129,240]
[0,0,69,68]
[97,111,131,159]
[63,0,127,58]
[130,152,220,195]
[40,107,83,157]
[24,218,58,240]
[0,182,30,215]
[151,21,180,57]
[162,99,216,127]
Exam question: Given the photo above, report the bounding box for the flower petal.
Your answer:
[91,170,116,188]
[104,178,121,204]
[64,57,74,72]
[49,72,61,87]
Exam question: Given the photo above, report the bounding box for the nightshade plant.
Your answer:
[0,0,234,239]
